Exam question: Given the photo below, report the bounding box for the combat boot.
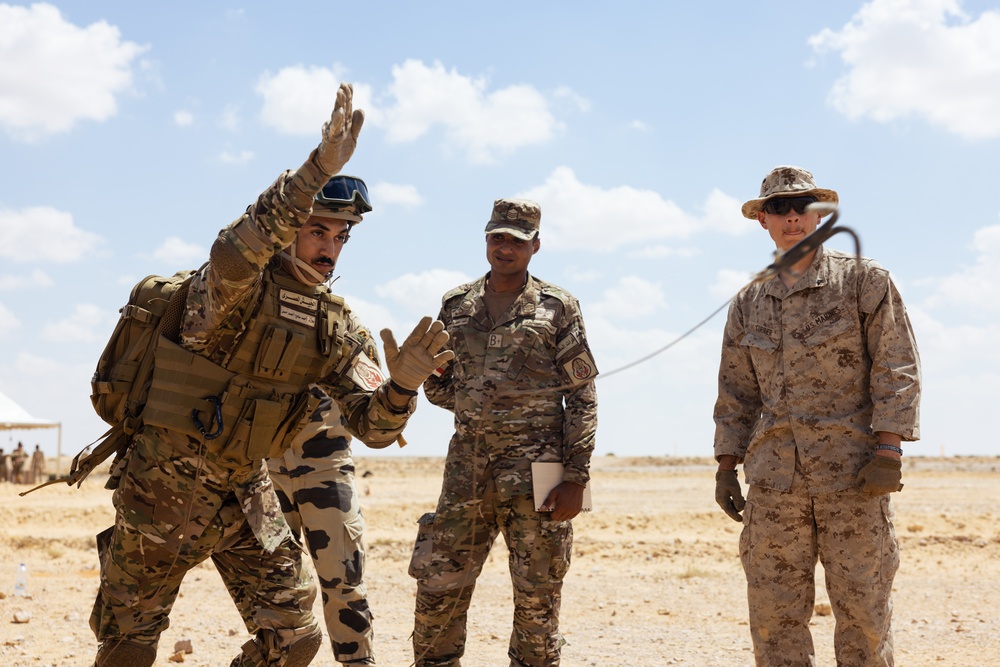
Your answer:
[95,639,156,667]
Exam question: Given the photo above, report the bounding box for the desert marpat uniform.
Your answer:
[714,246,921,667]
[91,161,415,666]
[411,273,598,667]
[268,329,384,664]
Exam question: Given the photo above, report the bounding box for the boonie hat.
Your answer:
[741,166,839,219]
[484,198,541,240]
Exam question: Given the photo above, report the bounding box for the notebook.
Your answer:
[531,461,593,512]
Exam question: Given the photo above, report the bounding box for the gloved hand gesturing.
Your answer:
[715,469,746,522]
[856,456,903,497]
[380,316,455,392]
[316,82,365,175]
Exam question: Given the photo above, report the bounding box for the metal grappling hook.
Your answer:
[752,203,860,283]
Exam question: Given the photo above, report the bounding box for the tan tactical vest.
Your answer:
[142,268,354,468]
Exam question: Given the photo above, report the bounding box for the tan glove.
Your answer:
[380,316,455,392]
[316,82,365,175]
[715,469,746,522]
[856,456,903,497]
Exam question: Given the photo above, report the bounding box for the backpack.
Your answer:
[23,269,198,495]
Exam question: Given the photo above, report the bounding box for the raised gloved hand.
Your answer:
[316,82,365,175]
[856,456,903,497]
[380,316,455,392]
[715,469,746,522]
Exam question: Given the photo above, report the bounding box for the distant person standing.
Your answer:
[411,198,598,667]
[10,442,27,484]
[713,165,921,666]
[0,448,8,482]
[31,445,46,484]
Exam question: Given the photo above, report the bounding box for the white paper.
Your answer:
[531,461,592,512]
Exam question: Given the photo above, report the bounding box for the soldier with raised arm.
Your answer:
[90,83,453,667]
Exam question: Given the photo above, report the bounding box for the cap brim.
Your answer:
[484,224,535,240]
[741,188,839,219]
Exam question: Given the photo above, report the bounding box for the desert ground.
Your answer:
[1,454,997,667]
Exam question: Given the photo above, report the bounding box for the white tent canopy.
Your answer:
[0,389,62,475]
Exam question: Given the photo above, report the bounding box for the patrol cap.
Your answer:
[484,198,541,240]
[741,166,839,219]
[313,174,372,223]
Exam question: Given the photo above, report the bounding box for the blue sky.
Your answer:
[2,0,999,461]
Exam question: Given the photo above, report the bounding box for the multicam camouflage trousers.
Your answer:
[740,472,900,667]
[409,486,572,667]
[90,429,319,666]
[270,439,374,664]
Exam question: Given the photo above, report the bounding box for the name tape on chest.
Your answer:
[279,289,319,311]
[279,304,317,328]
[347,350,385,391]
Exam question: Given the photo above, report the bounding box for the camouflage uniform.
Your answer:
[411,271,598,667]
[268,329,385,664]
[91,155,415,667]
[10,444,26,483]
[714,246,921,667]
[30,446,45,484]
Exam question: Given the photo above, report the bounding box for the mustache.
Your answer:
[314,257,335,267]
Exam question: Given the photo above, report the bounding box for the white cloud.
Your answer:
[146,236,207,265]
[174,110,194,126]
[256,64,354,135]
[810,0,1000,138]
[553,85,591,112]
[0,269,54,290]
[218,150,254,165]
[255,60,565,163]
[369,182,424,208]
[627,245,700,259]
[0,206,103,262]
[219,104,243,132]
[518,168,748,252]
[0,301,20,336]
[710,268,754,300]
[41,303,110,343]
[629,119,649,131]
[375,269,472,318]
[374,60,562,164]
[922,223,1000,311]
[0,3,147,141]
[589,276,667,320]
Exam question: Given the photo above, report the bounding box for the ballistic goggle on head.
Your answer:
[314,175,373,218]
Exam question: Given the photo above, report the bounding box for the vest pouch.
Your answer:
[211,397,284,468]
[269,389,323,459]
[143,337,235,439]
[253,325,305,381]
[206,378,291,468]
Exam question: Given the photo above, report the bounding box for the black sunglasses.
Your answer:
[316,175,372,213]
[762,196,817,216]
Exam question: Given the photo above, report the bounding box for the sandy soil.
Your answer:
[1,455,998,667]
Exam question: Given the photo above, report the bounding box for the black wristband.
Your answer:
[388,379,418,397]
[875,444,903,455]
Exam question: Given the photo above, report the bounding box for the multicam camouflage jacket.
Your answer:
[126,162,412,549]
[424,273,598,501]
[713,246,921,494]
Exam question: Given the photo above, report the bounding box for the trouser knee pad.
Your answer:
[95,639,156,667]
